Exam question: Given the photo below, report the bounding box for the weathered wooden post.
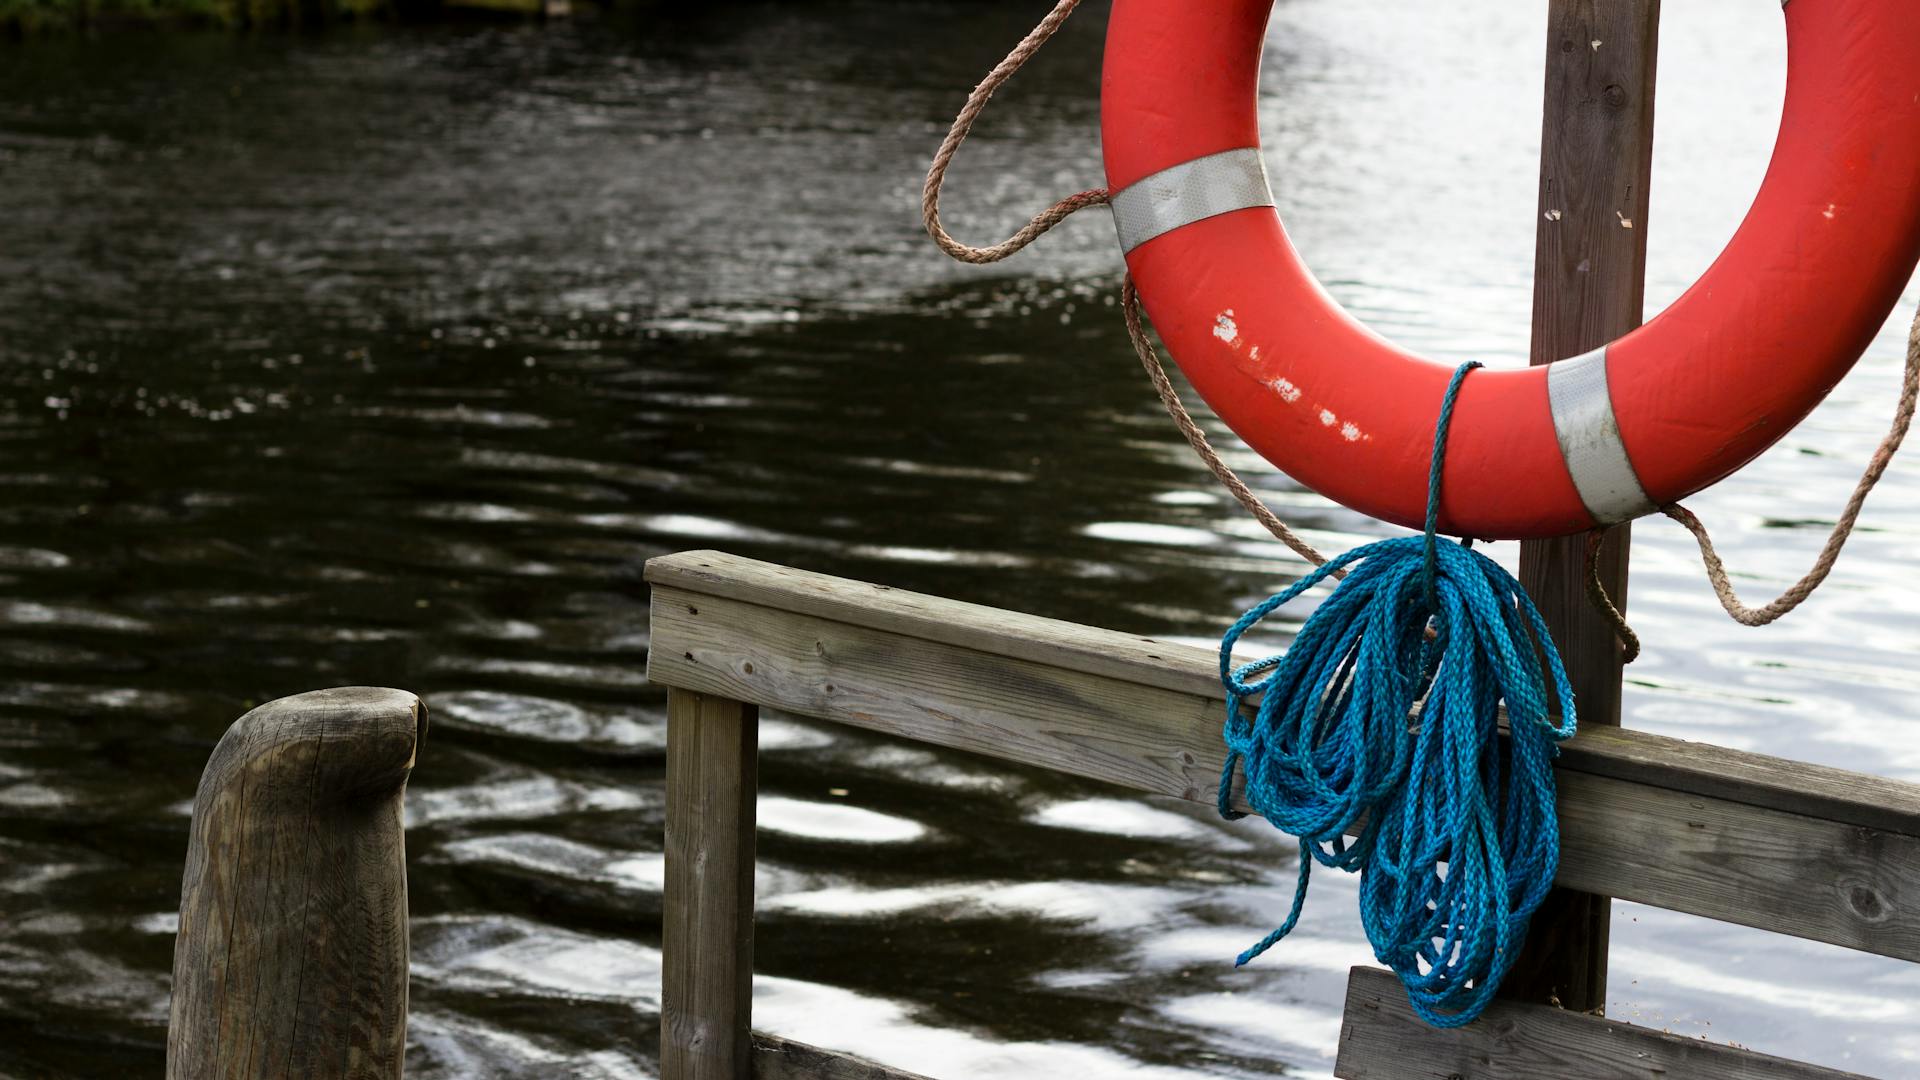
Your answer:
[1508,0,1661,1012]
[167,687,426,1080]
[660,687,760,1080]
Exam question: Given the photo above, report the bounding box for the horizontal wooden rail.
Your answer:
[1335,966,1869,1080]
[645,551,1920,963]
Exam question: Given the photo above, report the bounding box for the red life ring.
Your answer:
[1102,0,1920,540]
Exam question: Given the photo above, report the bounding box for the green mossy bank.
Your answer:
[0,0,554,35]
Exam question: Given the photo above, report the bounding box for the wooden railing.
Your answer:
[152,555,1916,1078]
[646,549,1920,1080]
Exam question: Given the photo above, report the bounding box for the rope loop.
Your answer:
[921,0,1108,265]
[1662,303,1920,627]
[1581,301,1918,648]
[1218,362,1576,1028]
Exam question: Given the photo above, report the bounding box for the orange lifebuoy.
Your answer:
[1102,0,1920,540]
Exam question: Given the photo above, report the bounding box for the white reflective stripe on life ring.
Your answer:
[1546,346,1657,525]
[1110,148,1274,254]
[1112,146,1659,527]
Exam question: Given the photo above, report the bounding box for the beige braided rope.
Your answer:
[1585,529,1641,662]
[921,0,1108,264]
[923,0,1920,645]
[914,0,1333,568]
[1652,304,1920,627]
[1122,279,1337,571]
[917,0,1321,566]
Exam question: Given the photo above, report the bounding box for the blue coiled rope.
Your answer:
[1217,361,1577,1028]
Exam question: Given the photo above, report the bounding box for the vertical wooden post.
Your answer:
[168,687,426,1080]
[661,688,760,1080]
[1508,0,1661,1013]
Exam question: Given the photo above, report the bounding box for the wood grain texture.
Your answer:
[1336,966,1870,1080]
[751,1034,937,1080]
[645,555,1920,961]
[645,551,1920,832]
[645,550,1222,701]
[1511,0,1663,1013]
[663,689,760,1080]
[649,587,1233,808]
[1525,0,1660,383]
[1556,722,1920,837]
[1554,770,1920,960]
[167,686,425,1080]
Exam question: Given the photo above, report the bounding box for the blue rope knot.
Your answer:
[1217,361,1577,1028]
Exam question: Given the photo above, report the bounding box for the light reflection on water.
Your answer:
[1,0,1918,1077]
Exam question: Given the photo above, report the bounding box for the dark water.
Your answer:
[3,2,1919,1077]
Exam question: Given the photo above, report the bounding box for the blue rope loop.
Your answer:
[1217,361,1577,1028]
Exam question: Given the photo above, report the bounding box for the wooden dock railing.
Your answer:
[646,549,1919,1080]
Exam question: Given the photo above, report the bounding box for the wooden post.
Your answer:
[167,686,426,1080]
[1508,0,1661,1013]
[661,688,760,1080]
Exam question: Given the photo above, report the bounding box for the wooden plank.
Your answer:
[167,686,425,1080]
[645,549,1222,701]
[752,1034,939,1080]
[1335,966,1870,1080]
[1555,770,1918,960]
[646,571,1920,961]
[1555,723,1920,839]
[1511,0,1664,1013]
[662,689,761,1080]
[650,587,1232,808]
[645,551,1920,836]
